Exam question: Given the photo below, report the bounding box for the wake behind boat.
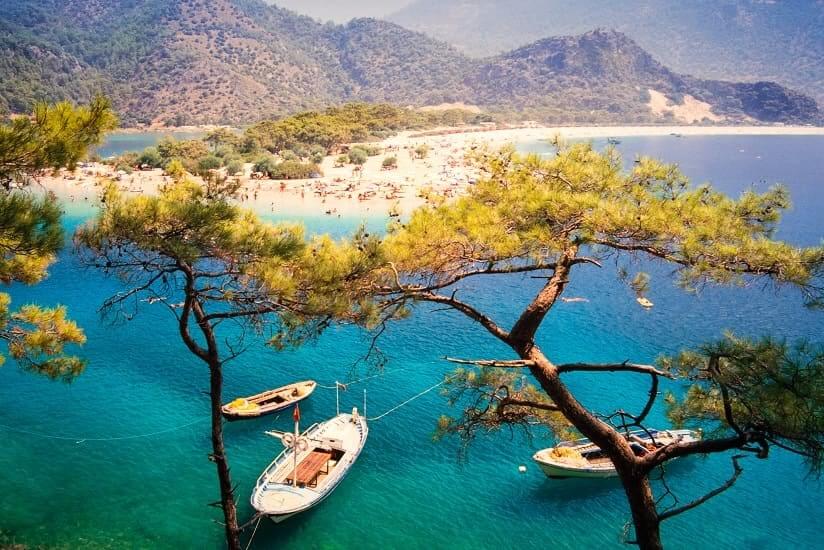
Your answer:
[533,429,699,479]
[221,380,316,421]
[251,407,368,523]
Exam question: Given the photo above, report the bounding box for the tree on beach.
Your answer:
[75,179,385,549]
[367,143,824,549]
[137,146,163,168]
[204,128,239,152]
[0,97,116,379]
[348,147,369,166]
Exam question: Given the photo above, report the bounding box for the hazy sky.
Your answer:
[269,0,414,22]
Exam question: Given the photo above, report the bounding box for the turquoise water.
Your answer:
[1,135,823,549]
[94,131,205,158]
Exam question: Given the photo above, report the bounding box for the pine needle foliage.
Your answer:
[663,334,824,474]
[386,143,824,304]
[0,98,115,379]
[368,143,824,545]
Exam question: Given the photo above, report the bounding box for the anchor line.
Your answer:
[0,416,208,443]
[243,515,263,550]
[367,374,457,422]
[316,367,406,390]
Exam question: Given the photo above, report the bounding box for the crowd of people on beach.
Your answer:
[44,132,486,218]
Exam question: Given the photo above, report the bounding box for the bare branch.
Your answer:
[658,455,746,522]
[636,373,659,425]
[557,361,672,378]
[388,261,561,296]
[177,262,209,363]
[571,257,603,268]
[640,434,749,472]
[201,305,281,323]
[500,397,561,413]
[412,291,511,343]
[445,357,537,368]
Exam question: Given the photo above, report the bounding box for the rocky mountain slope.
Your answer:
[389,0,824,105]
[0,0,818,125]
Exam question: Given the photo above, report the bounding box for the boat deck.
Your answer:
[285,450,333,487]
[252,412,367,518]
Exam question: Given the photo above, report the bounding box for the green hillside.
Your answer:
[0,0,818,125]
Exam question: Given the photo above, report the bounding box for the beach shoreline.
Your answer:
[41,125,824,219]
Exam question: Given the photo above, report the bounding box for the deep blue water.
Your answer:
[1,135,822,549]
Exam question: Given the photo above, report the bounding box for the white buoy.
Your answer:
[518,465,527,473]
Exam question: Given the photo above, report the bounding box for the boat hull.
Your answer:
[222,381,316,421]
[533,429,699,480]
[251,412,368,521]
[535,460,618,479]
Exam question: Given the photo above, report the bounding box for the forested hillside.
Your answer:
[468,30,819,124]
[389,0,824,105]
[0,0,819,125]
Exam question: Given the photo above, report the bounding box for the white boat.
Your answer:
[251,408,368,522]
[533,429,699,479]
[221,380,316,421]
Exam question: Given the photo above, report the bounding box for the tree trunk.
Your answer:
[620,471,663,550]
[208,358,241,550]
[519,347,664,549]
[177,268,242,549]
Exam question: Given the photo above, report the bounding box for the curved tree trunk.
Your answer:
[517,347,664,549]
[208,358,241,550]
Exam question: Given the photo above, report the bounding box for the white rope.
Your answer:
[244,515,262,550]
[317,368,406,390]
[0,416,208,443]
[367,378,448,422]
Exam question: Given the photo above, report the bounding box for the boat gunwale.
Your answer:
[533,429,699,472]
[251,413,368,517]
[221,380,317,418]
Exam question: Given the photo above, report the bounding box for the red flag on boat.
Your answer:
[293,403,300,423]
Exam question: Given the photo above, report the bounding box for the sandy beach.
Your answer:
[40,125,824,219]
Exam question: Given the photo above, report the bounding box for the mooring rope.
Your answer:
[317,367,406,390]
[243,515,263,550]
[0,416,208,443]
[367,375,454,422]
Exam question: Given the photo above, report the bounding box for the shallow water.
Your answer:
[1,135,823,549]
[94,131,205,159]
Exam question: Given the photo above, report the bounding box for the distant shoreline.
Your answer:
[112,124,824,137]
[113,125,237,135]
[542,125,824,138]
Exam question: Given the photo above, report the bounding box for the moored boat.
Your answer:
[221,380,316,421]
[533,429,699,479]
[251,408,368,522]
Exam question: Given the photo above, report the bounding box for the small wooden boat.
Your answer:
[251,408,368,522]
[533,429,699,479]
[637,296,654,308]
[221,381,316,421]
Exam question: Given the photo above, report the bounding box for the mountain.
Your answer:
[0,0,819,125]
[389,0,824,105]
[330,18,472,105]
[264,0,413,23]
[467,30,819,124]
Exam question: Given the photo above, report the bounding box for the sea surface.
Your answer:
[1,135,823,549]
[93,131,205,158]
